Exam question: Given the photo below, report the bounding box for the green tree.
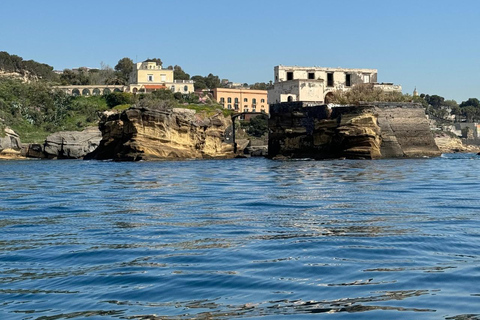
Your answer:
[145,58,163,66]
[241,114,269,137]
[114,57,134,85]
[460,98,480,108]
[191,75,207,90]
[204,73,221,89]
[173,65,190,80]
[150,88,175,101]
[104,92,134,108]
[426,94,445,108]
[462,105,479,122]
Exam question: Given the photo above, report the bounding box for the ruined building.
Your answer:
[267,65,401,104]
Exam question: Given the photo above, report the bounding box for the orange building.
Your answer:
[212,88,269,114]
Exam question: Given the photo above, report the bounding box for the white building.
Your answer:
[267,65,401,104]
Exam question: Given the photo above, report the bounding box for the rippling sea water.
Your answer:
[1,155,479,320]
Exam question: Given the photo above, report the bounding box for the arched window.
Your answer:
[252,98,257,104]
[227,97,232,103]
[261,99,265,103]
[244,98,248,102]
[234,97,239,103]
[220,97,225,103]
[287,96,293,102]
[227,104,232,109]
[82,88,90,96]
[184,85,188,92]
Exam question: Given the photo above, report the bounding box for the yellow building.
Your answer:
[128,60,195,94]
[212,88,269,114]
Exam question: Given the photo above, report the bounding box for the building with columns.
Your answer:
[54,59,195,96]
[128,60,194,94]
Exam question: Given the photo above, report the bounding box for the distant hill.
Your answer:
[0,51,57,81]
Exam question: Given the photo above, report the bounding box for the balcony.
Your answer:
[173,80,194,84]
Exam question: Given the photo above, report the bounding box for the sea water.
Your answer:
[0,155,479,319]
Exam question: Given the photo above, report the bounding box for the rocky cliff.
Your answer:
[268,102,441,159]
[85,106,234,161]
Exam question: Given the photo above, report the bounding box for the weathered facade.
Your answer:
[267,65,401,104]
[268,102,440,160]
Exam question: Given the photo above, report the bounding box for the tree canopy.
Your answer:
[0,51,57,81]
[114,57,134,85]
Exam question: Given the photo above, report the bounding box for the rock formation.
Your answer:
[0,128,24,159]
[434,132,480,153]
[85,106,234,161]
[268,102,441,159]
[40,127,102,159]
[21,127,102,159]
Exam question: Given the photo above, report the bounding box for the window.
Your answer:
[161,74,166,81]
[171,86,175,91]
[327,73,334,87]
[220,97,225,104]
[244,108,249,112]
[261,99,265,103]
[227,97,232,103]
[227,104,232,109]
[184,85,188,92]
[346,74,351,87]
[148,74,154,82]
[363,74,370,83]
[234,97,239,103]
[287,71,293,81]
[252,98,257,104]
[244,98,248,102]
[235,105,239,111]
[308,72,315,80]
[252,107,256,112]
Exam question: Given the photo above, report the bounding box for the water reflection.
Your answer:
[0,158,479,319]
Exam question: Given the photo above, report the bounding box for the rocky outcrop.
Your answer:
[85,106,234,161]
[434,133,480,153]
[25,127,102,159]
[0,128,24,159]
[268,102,441,159]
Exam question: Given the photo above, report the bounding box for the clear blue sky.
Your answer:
[1,0,479,102]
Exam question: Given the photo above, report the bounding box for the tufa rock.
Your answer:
[42,127,102,159]
[268,102,441,160]
[0,128,24,159]
[85,106,234,161]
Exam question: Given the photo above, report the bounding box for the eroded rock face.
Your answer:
[86,106,234,161]
[268,102,441,159]
[0,128,24,159]
[42,127,102,159]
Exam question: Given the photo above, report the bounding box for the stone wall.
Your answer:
[268,102,441,159]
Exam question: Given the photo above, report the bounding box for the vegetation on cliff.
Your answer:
[0,77,228,142]
[0,51,58,81]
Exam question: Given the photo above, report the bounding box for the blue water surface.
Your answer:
[0,155,479,320]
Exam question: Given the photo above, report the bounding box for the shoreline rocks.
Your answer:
[268,102,441,160]
[0,128,25,160]
[85,106,235,161]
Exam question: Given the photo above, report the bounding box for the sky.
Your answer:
[0,0,479,102]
